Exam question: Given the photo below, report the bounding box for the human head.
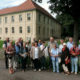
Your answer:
[53,44,57,49]
[31,42,35,46]
[73,43,77,48]
[50,37,54,42]
[42,41,45,46]
[69,37,73,43]
[63,43,67,48]
[6,37,9,42]
[15,41,18,45]
[39,40,42,43]
[35,41,38,47]
[9,41,13,47]
[60,39,64,44]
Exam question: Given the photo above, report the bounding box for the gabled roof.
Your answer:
[0,0,60,24]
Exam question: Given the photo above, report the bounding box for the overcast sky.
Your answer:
[0,0,56,18]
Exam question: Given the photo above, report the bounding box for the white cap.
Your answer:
[63,43,67,46]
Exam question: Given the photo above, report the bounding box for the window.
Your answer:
[0,28,2,34]
[5,27,8,33]
[0,17,1,24]
[27,13,31,20]
[11,16,14,22]
[12,27,15,33]
[27,26,30,33]
[19,26,22,33]
[5,17,7,23]
[44,16,45,23]
[39,13,41,21]
[38,26,40,34]
[19,15,22,21]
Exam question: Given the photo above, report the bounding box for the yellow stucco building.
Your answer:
[0,0,61,42]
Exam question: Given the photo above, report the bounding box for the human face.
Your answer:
[35,43,38,47]
[50,37,54,42]
[60,40,64,44]
[73,44,76,48]
[69,38,73,43]
[63,45,66,48]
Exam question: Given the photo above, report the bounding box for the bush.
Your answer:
[0,40,4,49]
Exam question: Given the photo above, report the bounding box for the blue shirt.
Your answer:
[78,44,80,49]
[51,48,59,61]
[67,42,73,50]
[15,45,20,54]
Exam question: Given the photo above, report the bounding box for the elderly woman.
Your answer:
[61,43,70,75]
[70,43,79,74]
[50,44,59,73]
[30,41,42,71]
[6,41,15,74]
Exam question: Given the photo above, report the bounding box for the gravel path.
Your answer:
[0,60,80,80]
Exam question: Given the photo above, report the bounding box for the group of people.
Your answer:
[2,37,80,75]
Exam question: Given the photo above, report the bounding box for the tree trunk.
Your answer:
[73,20,79,44]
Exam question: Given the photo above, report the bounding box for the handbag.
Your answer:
[65,58,70,64]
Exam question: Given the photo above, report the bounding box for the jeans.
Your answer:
[71,57,78,73]
[52,60,59,72]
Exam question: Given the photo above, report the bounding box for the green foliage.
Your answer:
[56,14,74,37]
[0,40,4,49]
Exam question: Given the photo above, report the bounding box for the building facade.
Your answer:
[0,0,61,42]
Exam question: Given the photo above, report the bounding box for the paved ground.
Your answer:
[0,60,80,80]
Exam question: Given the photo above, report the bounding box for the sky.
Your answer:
[0,0,56,18]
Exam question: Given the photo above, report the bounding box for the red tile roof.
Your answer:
[0,0,60,23]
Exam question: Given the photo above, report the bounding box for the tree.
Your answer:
[56,14,74,38]
[33,0,42,3]
[48,0,80,43]
[34,0,80,43]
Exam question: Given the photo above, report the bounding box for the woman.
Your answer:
[50,44,59,73]
[20,42,28,72]
[30,41,42,71]
[6,41,15,74]
[61,43,70,75]
[70,43,79,74]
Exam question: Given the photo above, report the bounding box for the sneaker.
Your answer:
[38,69,41,72]
[75,72,77,75]
[34,69,37,72]
[71,71,74,74]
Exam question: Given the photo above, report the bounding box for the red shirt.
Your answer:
[70,47,79,56]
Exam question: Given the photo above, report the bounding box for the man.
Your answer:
[40,41,46,69]
[48,37,58,54]
[38,40,42,47]
[48,37,58,68]
[3,38,10,69]
[67,37,74,50]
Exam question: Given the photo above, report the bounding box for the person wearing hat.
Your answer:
[61,43,70,75]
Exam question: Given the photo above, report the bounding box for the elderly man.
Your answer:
[48,37,58,68]
[48,37,58,54]
[67,37,74,50]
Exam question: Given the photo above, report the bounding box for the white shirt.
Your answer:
[3,42,10,48]
[67,42,73,50]
[34,47,39,59]
[40,45,45,52]
[59,44,63,53]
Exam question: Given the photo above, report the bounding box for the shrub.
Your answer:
[0,40,4,49]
